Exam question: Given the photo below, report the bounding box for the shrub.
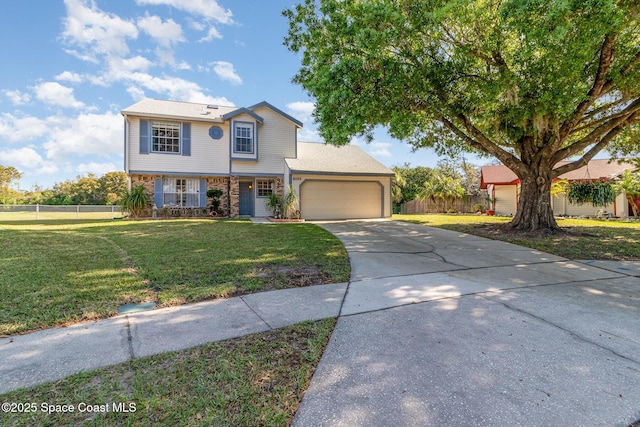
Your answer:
[120,185,149,218]
[471,204,484,213]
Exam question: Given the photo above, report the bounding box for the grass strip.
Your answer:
[0,319,335,427]
[394,214,640,260]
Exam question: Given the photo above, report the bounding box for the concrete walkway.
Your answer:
[2,220,640,426]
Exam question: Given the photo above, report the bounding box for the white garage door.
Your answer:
[300,180,382,220]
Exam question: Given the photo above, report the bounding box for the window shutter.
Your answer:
[140,120,150,154]
[199,179,207,207]
[182,123,191,156]
[154,178,163,207]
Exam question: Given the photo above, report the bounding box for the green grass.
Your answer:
[0,319,335,427]
[0,219,349,336]
[394,214,640,260]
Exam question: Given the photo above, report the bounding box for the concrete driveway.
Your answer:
[293,220,640,427]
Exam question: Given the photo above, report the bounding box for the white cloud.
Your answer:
[0,147,58,174]
[137,14,185,47]
[55,71,84,83]
[134,0,233,24]
[188,20,205,31]
[287,102,317,140]
[351,137,393,157]
[107,56,153,77]
[76,161,119,176]
[0,113,50,142]
[126,86,146,101]
[199,27,223,42]
[33,82,85,109]
[61,0,138,61]
[368,145,393,157]
[211,61,242,85]
[42,111,123,161]
[2,90,31,105]
[297,127,321,143]
[287,101,315,120]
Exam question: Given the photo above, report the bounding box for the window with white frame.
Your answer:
[256,180,273,197]
[234,122,254,153]
[163,178,199,207]
[152,122,180,153]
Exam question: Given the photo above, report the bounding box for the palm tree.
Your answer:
[420,173,465,212]
[614,170,640,217]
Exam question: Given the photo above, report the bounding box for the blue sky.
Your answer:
[0,0,465,190]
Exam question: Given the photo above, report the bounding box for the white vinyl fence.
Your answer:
[0,204,123,221]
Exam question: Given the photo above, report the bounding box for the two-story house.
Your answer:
[122,99,394,219]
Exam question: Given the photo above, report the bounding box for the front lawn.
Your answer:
[394,214,640,260]
[0,219,349,336]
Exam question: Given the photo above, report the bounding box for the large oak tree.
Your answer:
[284,0,640,231]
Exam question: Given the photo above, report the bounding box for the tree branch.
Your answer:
[601,49,640,94]
[556,34,617,145]
[440,114,522,172]
[551,101,640,166]
[551,112,638,178]
[572,107,635,134]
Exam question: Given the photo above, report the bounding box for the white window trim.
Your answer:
[233,121,255,154]
[152,122,181,154]
[256,179,273,198]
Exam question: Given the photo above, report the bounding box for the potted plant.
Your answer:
[265,192,281,218]
[485,196,496,215]
[280,186,298,219]
[206,189,223,216]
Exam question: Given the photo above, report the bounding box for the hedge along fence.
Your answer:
[400,194,488,214]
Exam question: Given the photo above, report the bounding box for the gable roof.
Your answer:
[221,107,264,124]
[248,101,303,127]
[480,159,636,188]
[122,99,304,128]
[554,159,636,180]
[480,165,519,188]
[286,142,394,176]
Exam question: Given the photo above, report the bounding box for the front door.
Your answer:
[239,182,254,216]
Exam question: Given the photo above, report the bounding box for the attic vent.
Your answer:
[207,104,219,109]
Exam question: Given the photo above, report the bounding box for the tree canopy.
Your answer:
[284,0,640,231]
[0,165,23,203]
[0,170,128,205]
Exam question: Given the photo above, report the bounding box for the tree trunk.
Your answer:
[510,172,561,232]
[627,195,640,217]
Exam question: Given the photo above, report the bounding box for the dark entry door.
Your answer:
[239,182,254,216]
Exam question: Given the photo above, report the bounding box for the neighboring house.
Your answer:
[122,99,394,219]
[480,160,636,217]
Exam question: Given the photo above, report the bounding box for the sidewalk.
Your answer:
[0,283,347,394]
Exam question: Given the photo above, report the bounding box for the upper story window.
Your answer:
[152,122,180,153]
[234,122,254,154]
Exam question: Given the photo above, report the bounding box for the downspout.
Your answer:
[123,114,131,190]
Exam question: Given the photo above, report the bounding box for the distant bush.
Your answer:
[471,204,485,213]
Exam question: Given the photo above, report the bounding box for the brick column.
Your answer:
[229,176,239,218]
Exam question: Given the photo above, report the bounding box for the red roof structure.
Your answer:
[479,165,518,189]
[480,159,635,189]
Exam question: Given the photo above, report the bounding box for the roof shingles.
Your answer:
[286,142,394,176]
